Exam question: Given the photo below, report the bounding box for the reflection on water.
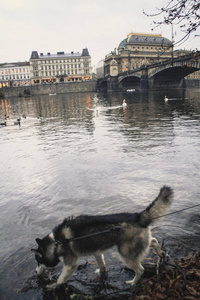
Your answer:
[0,89,200,298]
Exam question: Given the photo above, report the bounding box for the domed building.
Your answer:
[103,32,174,77]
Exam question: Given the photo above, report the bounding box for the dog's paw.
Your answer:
[95,268,106,275]
[45,283,58,290]
[125,279,136,286]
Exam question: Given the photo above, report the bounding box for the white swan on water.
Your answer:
[122,99,127,107]
[164,96,168,102]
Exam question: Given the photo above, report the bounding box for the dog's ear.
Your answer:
[36,238,42,246]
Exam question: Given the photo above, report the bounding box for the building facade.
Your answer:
[0,62,30,88]
[30,48,92,84]
[97,32,174,78]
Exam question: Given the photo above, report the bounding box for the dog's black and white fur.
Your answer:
[32,186,173,289]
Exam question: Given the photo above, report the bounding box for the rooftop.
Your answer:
[31,48,90,59]
[0,62,30,68]
[118,33,172,49]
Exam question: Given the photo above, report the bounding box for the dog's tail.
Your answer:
[139,186,173,227]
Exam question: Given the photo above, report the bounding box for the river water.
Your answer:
[0,89,200,299]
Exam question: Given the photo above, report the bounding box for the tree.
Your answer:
[144,0,200,46]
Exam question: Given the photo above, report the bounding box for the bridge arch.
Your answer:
[149,65,200,88]
[97,78,108,92]
[118,74,141,89]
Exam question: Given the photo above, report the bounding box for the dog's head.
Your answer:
[31,236,59,275]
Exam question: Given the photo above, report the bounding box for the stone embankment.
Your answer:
[1,80,97,98]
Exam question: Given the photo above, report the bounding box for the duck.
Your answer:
[122,99,127,107]
[14,117,21,126]
[164,96,169,102]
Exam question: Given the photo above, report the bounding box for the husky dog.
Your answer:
[32,186,173,289]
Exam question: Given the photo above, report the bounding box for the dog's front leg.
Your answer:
[57,263,78,285]
[46,263,78,289]
[94,253,106,274]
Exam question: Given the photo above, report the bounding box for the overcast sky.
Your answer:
[0,0,199,67]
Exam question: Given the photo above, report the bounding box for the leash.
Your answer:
[151,203,200,221]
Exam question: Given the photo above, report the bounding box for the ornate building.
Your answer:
[30,48,92,84]
[0,62,30,88]
[97,32,174,78]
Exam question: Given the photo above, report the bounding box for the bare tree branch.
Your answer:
[144,0,200,45]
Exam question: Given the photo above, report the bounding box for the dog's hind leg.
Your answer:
[150,237,165,257]
[119,242,146,286]
[94,253,106,274]
[124,259,144,286]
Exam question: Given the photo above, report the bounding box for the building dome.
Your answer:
[118,38,128,50]
[118,33,172,49]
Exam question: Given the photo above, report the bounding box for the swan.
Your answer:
[164,96,168,102]
[122,99,127,107]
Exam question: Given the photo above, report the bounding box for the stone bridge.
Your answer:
[97,52,200,91]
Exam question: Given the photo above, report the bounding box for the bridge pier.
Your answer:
[107,76,119,92]
[140,68,148,89]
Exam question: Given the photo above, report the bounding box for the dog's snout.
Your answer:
[36,264,46,275]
